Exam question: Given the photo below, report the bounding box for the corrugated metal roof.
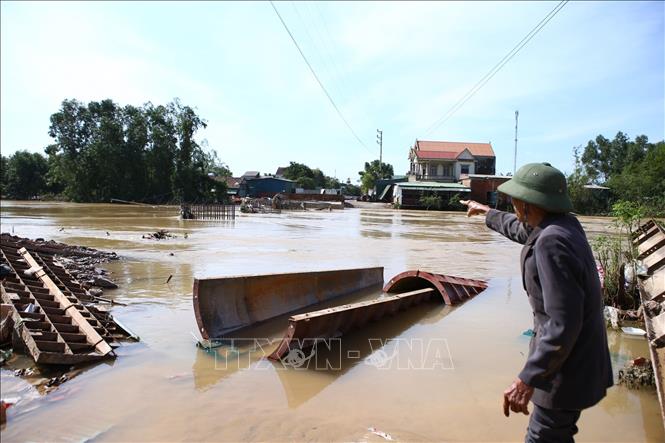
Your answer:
[414,140,495,157]
[379,184,394,200]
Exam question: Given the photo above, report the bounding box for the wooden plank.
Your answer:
[642,268,665,301]
[644,247,665,273]
[18,248,113,357]
[638,232,665,259]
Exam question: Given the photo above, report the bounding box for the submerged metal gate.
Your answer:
[1,241,136,365]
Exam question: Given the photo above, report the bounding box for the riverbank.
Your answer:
[0,201,662,442]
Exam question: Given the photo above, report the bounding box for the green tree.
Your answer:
[283,162,314,181]
[283,161,339,190]
[571,132,664,216]
[4,151,49,199]
[0,155,8,197]
[343,181,361,196]
[358,160,394,194]
[46,98,225,203]
[419,193,441,210]
[297,176,316,190]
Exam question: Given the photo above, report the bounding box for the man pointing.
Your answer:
[462,162,613,443]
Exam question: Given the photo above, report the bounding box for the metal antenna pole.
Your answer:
[377,129,383,165]
[513,111,519,174]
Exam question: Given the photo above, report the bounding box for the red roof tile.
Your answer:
[414,140,494,157]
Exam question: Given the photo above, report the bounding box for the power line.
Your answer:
[424,1,569,135]
[270,1,372,153]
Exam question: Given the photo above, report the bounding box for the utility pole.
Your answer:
[376,129,383,165]
[513,111,519,175]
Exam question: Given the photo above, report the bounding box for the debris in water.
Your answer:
[143,229,174,240]
[167,372,191,380]
[92,275,118,289]
[166,275,173,284]
[14,368,35,377]
[1,400,14,425]
[368,427,395,441]
[622,326,646,337]
[618,358,655,388]
[604,306,620,329]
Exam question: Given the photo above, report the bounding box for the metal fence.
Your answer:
[181,204,235,220]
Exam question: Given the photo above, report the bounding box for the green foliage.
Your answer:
[419,193,442,210]
[568,132,664,216]
[592,200,644,308]
[283,161,339,190]
[297,176,316,190]
[447,193,465,210]
[45,98,224,203]
[610,200,644,237]
[0,155,8,197]
[358,160,394,194]
[343,182,361,196]
[2,150,49,199]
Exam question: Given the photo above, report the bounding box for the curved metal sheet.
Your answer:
[193,267,384,339]
[383,270,487,305]
[268,287,437,361]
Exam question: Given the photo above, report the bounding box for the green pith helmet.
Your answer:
[497,162,573,213]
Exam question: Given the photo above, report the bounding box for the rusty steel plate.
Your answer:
[268,287,437,361]
[193,267,384,339]
[383,270,487,305]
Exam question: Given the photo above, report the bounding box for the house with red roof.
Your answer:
[408,140,496,182]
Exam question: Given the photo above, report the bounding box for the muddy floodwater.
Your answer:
[1,201,662,442]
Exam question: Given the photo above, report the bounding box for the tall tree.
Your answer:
[45,98,225,203]
[358,160,394,193]
[4,151,49,199]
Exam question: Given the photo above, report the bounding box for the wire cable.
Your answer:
[270,1,372,153]
[424,1,569,135]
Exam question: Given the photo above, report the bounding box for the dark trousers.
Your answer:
[525,405,582,443]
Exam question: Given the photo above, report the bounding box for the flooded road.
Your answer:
[1,201,662,442]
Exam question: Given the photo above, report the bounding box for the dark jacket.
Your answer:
[486,209,613,410]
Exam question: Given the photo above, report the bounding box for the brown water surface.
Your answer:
[0,201,661,442]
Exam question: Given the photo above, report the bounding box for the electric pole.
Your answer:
[376,129,383,165]
[513,111,519,175]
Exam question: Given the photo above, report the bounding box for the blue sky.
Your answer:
[1,1,663,183]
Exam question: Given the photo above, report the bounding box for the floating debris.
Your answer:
[618,358,656,388]
[142,229,174,240]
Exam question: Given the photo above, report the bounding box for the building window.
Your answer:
[429,165,437,176]
[443,165,452,176]
[461,164,470,174]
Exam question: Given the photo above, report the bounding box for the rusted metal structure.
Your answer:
[383,270,488,304]
[634,219,665,428]
[0,241,136,365]
[268,271,487,360]
[268,287,437,360]
[181,203,235,220]
[193,267,384,340]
